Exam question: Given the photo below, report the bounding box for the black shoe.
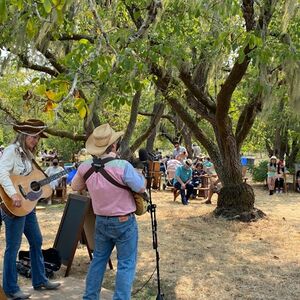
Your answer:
[6,290,31,299]
[34,281,61,290]
[269,190,273,195]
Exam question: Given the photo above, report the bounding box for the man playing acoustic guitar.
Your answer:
[0,119,60,300]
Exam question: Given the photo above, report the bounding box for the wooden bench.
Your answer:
[53,177,67,203]
[194,186,210,198]
[173,187,180,201]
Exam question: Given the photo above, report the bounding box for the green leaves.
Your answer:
[42,0,52,14]
[0,0,7,24]
[74,98,87,119]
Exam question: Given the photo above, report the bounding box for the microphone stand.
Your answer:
[143,161,164,300]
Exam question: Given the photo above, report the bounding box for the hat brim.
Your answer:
[13,126,48,138]
[40,131,48,138]
[86,131,124,156]
[13,119,48,138]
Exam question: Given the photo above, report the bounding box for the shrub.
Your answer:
[252,160,269,182]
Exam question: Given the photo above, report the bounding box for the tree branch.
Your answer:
[49,33,96,44]
[121,90,142,154]
[45,128,86,141]
[18,53,59,77]
[138,111,174,123]
[129,101,164,154]
[165,95,220,162]
[126,0,162,45]
[122,1,144,29]
[235,93,263,150]
[215,0,263,133]
[0,101,19,123]
[37,47,68,74]
[179,66,216,112]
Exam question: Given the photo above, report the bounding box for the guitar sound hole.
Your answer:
[31,181,41,192]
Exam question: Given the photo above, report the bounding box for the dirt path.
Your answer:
[254,185,300,229]
[0,185,300,300]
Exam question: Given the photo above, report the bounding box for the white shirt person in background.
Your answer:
[45,158,65,191]
[172,141,188,162]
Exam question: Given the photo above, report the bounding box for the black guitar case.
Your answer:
[17,248,61,278]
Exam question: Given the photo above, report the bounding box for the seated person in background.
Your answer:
[203,157,214,174]
[173,159,194,205]
[77,148,91,162]
[166,158,181,186]
[296,170,300,192]
[193,156,203,166]
[191,163,206,198]
[172,141,188,162]
[45,158,65,201]
[192,143,201,159]
[204,174,222,204]
[240,154,248,177]
[275,159,287,194]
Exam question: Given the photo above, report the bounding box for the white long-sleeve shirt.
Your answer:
[0,143,33,198]
[45,165,65,190]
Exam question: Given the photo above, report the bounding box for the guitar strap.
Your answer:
[32,159,48,177]
[83,157,131,192]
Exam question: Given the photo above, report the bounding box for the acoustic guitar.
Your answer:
[0,165,75,217]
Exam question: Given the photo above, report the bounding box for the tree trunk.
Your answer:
[146,102,162,152]
[211,130,264,221]
[286,138,300,168]
[181,125,193,159]
[120,90,141,159]
[215,183,265,221]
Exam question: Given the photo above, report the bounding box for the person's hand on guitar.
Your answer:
[11,193,22,208]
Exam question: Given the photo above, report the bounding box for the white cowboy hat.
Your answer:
[86,123,124,156]
[270,155,277,160]
[183,158,193,168]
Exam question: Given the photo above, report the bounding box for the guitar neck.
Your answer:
[39,169,71,187]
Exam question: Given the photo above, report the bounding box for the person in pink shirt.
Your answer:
[71,123,145,300]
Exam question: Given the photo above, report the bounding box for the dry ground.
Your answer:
[1,183,300,300]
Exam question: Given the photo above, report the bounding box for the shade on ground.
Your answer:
[6,276,113,300]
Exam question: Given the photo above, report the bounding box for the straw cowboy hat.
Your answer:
[183,158,193,168]
[86,123,124,156]
[13,119,48,138]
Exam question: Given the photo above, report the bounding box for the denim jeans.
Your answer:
[83,214,138,300]
[174,181,194,204]
[1,209,48,294]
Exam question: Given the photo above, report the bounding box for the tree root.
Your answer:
[214,207,266,222]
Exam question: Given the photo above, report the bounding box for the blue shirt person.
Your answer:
[173,159,194,205]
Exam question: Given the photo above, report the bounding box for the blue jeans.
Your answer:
[1,209,48,294]
[174,182,194,204]
[83,214,138,300]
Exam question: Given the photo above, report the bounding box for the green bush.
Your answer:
[252,160,269,182]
